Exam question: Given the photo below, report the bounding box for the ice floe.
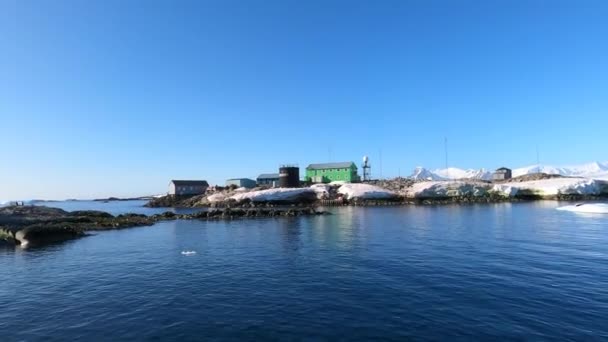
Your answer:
[556,203,608,214]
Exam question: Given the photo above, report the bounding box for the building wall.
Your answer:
[492,170,512,181]
[226,179,257,188]
[168,183,207,195]
[257,178,279,187]
[305,165,358,183]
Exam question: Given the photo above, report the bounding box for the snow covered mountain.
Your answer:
[410,167,447,181]
[433,168,493,181]
[410,167,491,181]
[409,161,608,181]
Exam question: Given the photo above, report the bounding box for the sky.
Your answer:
[1,0,607,199]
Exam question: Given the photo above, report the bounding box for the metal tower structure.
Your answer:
[362,156,372,181]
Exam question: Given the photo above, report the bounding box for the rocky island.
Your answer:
[0,205,328,248]
[146,174,608,208]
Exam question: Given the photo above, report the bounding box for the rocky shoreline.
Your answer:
[145,193,608,208]
[0,206,328,248]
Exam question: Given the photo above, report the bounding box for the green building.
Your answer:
[305,162,360,183]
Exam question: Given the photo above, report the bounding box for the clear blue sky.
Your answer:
[2,0,607,199]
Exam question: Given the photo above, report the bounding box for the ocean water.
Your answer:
[1,201,608,340]
[39,199,202,216]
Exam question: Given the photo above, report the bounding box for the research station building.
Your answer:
[305,162,359,183]
[168,180,209,196]
[225,178,257,188]
[257,173,280,187]
[492,167,513,181]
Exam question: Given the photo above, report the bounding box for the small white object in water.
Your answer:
[556,203,608,214]
[181,250,197,255]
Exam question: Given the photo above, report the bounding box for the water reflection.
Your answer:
[40,200,206,216]
[278,217,302,253]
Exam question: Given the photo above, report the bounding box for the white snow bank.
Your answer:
[492,178,603,197]
[329,181,347,186]
[405,181,491,198]
[235,187,248,192]
[310,184,330,199]
[230,188,316,203]
[405,178,607,198]
[557,203,608,214]
[338,183,397,200]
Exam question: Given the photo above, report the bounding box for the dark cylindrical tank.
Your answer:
[279,166,300,188]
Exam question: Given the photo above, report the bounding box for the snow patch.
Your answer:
[337,183,397,200]
[310,184,330,199]
[328,181,347,186]
[206,193,227,203]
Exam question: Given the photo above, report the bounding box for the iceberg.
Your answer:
[556,203,608,214]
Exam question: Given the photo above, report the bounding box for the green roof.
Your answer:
[306,162,355,170]
[257,173,279,180]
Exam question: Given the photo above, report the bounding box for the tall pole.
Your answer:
[444,137,449,179]
[379,148,383,180]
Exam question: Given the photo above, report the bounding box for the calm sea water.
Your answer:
[1,201,608,340]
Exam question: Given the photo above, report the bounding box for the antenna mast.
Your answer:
[379,148,383,180]
[444,137,449,179]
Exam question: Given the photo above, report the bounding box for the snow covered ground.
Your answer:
[230,188,317,203]
[404,181,491,198]
[337,183,398,200]
[405,178,607,198]
[492,178,604,197]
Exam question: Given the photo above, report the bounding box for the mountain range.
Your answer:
[410,161,608,181]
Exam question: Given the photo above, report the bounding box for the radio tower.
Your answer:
[444,137,449,179]
[362,156,371,182]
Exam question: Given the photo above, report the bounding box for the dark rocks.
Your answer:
[0,205,329,248]
[69,210,114,219]
[145,195,204,208]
